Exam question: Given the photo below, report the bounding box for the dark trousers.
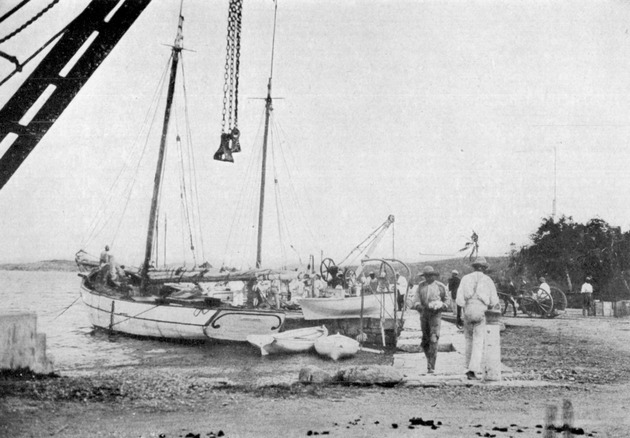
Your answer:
[420,310,442,372]
[582,293,593,316]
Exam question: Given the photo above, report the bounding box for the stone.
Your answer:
[335,365,404,387]
[298,365,333,384]
[0,312,54,374]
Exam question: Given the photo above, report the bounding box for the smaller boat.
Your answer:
[247,326,328,356]
[298,293,396,320]
[314,333,360,361]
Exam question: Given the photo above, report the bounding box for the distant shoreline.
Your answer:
[0,260,78,272]
[0,256,510,275]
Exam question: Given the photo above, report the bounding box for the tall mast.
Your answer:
[141,14,184,288]
[255,1,278,269]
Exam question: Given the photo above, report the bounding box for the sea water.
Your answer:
[0,270,147,371]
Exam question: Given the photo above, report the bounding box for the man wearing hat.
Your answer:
[580,276,594,317]
[448,270,462,327]
[456,256,499,380]
[407,266,449,374]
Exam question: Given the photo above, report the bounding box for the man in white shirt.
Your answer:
[538,276,551,297]
[395,272,408,311]
[580,276,594,317]
[456,256,499,380]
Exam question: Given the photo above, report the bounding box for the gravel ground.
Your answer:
[1,310,629,437]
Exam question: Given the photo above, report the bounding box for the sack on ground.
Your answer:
[464,300,486,324]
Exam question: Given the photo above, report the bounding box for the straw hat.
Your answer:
[471,256,489,268]
[421,266,439,276]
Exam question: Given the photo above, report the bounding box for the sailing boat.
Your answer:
[75,8,302,342]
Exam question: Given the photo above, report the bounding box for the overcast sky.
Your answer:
[2,0,630,268]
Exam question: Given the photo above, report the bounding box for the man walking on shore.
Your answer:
[456,256,499,380]
[407,266,449,374]
[581,276,594,317]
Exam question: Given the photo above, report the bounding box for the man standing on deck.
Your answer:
[448,270,462,328]
[407,266,448,374]
[100,245,111,267]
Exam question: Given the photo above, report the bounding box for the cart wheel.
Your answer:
[320,258,336,283]
[529,287,554,318]
[548,286,568,317]
[518,292,536,317]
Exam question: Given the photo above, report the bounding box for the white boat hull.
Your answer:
[298,292,396,320]
[314,333,360,361]
[247,326,328,356]
[80,282,285,342]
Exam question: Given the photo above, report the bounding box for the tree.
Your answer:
[511,215,630,300]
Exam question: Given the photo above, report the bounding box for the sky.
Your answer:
[2,0,630,268]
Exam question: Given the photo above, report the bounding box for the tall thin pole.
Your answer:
[255,1,279,269]
[552,144,557,219]
[141,15,184,288]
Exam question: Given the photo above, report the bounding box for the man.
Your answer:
[313,274,327,297]
[99,245,111,267]
[407,266,448,374]
[538,276,551,298]
[395,271,408,311]
[456,256,499,380]
[376,272,390,293]
[448,270,462,327]
[363,271,378,294]
[581,276,594,317]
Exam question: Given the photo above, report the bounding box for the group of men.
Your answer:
[407,257,596,379]
[406,256,499,380]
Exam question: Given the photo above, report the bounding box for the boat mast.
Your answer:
[255,1,278,269]
[141,14,184,288]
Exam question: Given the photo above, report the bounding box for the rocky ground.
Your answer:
[1,310,630,437]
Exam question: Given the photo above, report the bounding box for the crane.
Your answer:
[0,0,153,190]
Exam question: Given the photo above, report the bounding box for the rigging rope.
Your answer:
[180,60,206,263]
[0,26,66,86]
[0,0,61,45]
[81,54,171,250]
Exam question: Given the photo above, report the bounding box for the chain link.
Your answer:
[220,0,243,134]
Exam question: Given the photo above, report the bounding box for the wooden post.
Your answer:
[483,310,502,381]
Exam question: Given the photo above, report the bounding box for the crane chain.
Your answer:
[221,0,243,133]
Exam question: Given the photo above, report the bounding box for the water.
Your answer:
[1,270,145,371]
[1,270,390,379]
[0,270,261,373]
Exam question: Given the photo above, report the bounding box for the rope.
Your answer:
[0,0,61,45]
[180,57,206,262]
[221,107,266,268]
[52,295,80,321]
[0,26,66,87]
[82,55,171,249]
[109,303,162,328]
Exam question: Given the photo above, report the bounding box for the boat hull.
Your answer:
[80,282,285,342]
[298,292,396,320]
[247,326,328,356]
[314,333,359,361]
